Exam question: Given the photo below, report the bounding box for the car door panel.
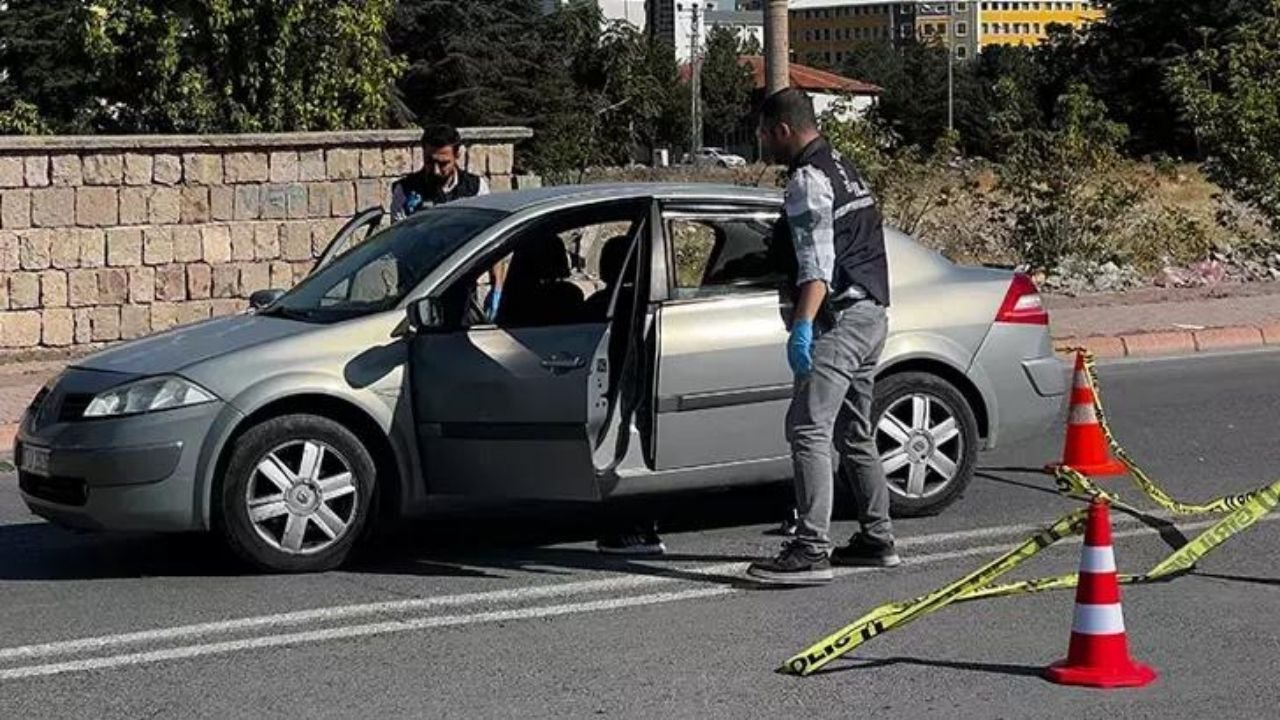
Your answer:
[412,323,611,500]
[653,293,792,470]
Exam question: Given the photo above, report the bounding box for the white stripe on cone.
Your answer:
[1071,603,1127,635]
[1079,546,1117,573]
[1073,369,1091,390]
[1068,401,1099,425]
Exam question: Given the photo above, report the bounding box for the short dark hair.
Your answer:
[759,88,817,132]
[421,124,462,150]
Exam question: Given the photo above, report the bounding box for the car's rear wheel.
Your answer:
[217,414,376,572]
[871,372,979,518]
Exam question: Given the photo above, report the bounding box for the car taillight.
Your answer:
[995,273,1049,325]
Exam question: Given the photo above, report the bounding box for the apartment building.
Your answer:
[978,1,1105,47]
[789,1,916,68]
[790,0,1105,66]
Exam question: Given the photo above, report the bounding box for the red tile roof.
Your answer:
[680,55,881,95]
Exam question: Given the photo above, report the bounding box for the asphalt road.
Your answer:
[2,350,1279,719]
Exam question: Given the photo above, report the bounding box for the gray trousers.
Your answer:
[786,302,892,554]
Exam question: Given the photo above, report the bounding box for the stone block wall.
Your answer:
[0,128,533,353]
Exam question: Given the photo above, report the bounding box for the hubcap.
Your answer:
[245,440,358,555]
[876,394,964,500]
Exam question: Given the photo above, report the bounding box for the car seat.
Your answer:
[497,234,586,327]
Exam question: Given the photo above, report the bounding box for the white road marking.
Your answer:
[0,512,1271,680]
[0,588,735,682]
[0,512,1148,663]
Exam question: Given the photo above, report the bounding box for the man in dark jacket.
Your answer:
[748,88,899,586]
[390,124,503,318]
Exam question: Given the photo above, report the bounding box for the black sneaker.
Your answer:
[597,526,666,556]
[831,534,901,568]
[747,541,833,585]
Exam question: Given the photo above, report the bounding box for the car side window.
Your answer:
[441,202,647,330]
[668,214,786,300]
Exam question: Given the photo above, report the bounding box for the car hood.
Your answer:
[72,314,312,378]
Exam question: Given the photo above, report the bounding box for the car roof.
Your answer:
[454,182,782,214]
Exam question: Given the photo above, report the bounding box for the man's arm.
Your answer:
[785,166,836,322]
[389,183,408,222]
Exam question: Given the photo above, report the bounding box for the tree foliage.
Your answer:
[1170,1,1280,229]
[698,26,754,145]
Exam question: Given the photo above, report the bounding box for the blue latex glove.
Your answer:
[788,319,814,378]
[404,191,423,215]
[484,288,502,322]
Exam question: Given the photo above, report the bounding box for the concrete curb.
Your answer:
[1055,323,1280,359]
[3,322,1277,458]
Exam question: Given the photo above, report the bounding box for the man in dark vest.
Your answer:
[390,124,503,318]
[747,88,898,585]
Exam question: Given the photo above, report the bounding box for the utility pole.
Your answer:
[689,3,703,155]
[946,0,955,133]
[764,0,789,94]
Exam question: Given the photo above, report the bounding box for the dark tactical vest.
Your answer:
[770,137,890,310]
[393,169,483,215]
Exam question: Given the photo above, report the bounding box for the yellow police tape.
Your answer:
[781,350,1280,677]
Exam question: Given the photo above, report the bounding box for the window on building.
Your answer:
[982,22,989,34]
[1002,22,1011,33]
[1034,22,1042,33]
[824,28,831,40]
[956,2,968,12]
[902,22,914,37]
[957,46,968,59]
[956,21,968,35]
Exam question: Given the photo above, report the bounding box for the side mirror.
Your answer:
[407,296,447,332]
[249,288,285,310]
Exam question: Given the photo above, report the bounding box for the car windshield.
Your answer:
[264,206,505,323]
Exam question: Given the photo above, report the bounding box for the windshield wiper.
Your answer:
[259,306,324,322]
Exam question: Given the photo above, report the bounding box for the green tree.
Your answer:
[0,0,98,133]
[1073,0,1267,157]
[82,0,405,133]
[1003,83,1138,270]
[698,26,753,146]
[1170,1,1280,229]
[841,39,984,153]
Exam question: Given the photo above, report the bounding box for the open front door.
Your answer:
[408,198,649,501]
[410,323,611,500]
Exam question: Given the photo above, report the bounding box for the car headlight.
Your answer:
[84,376,217,418]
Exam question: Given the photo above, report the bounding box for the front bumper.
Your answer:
[15,368,233,532]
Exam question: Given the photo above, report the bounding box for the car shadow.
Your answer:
[0,484,803,583]
[0,522,246,580]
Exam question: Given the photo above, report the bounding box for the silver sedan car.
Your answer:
[15,184,1065,572]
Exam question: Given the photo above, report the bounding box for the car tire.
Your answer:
[868,372,979,518]
[217,414,376,573]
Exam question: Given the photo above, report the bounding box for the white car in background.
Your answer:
[685,147,748,168]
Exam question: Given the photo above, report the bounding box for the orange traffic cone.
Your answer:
[1045,499,1157,688]
[1048,352,1128,478]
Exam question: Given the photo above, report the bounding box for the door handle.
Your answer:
[540,353,585,374]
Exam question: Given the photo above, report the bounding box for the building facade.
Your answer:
[544,0,648,29]
[789,0,1105,66]
[978,1,1105,47]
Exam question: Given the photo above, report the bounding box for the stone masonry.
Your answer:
[0,128,533,351]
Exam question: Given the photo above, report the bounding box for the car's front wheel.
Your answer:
[871,372,979,518]
[217,414,376,572]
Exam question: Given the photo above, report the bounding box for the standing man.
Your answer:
[747,89,899,586]
[390,124,504,319]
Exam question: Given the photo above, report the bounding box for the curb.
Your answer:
[1055,323,1280,359]
[2,323,1277,459]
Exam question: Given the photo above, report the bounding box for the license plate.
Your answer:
[20,445,51,477]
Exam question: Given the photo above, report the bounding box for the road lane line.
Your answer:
[0,562,745,662]
[2,512,1271,668]
[0,588,735,681]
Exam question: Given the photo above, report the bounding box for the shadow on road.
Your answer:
[1192,570,1280,587]
[816,655,1044,680]
[0,484,802,583]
